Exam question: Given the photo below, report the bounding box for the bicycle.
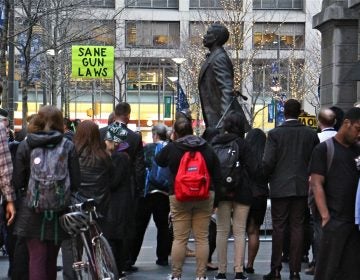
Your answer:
[60,198,119,280]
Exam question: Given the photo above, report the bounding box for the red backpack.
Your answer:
[174,151,211,202]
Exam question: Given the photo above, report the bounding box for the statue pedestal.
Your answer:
[313,2,359,110]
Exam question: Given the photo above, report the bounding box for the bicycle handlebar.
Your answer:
[69,198,97,214]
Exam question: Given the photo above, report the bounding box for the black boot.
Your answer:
[289,272,300,280]
[263,270,281,280]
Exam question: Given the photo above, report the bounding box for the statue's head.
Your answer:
[203,23,229,49]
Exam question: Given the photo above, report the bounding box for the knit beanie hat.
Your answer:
[105,122,128,143]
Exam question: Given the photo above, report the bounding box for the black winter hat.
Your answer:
[0,108,8,120]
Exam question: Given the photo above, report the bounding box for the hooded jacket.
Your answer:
[13,131,80,241]
[155,135,222,196]
[211,133,259,206]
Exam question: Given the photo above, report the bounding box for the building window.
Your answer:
[253,23,305,50]
[190,0,242,9]
[253,61,278,94]
[126,64,175,93]
[72,0,115,8]
[253,59,304,95]
[190,22,243,49]
[125,0,179,8]
[126,21,180,48]
[69,20,116,46]
[253,0,303,9]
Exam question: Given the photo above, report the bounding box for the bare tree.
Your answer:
[9,0,127,126]
[0,0,10,106]
[170,0,320,129]
[171,0,270,128]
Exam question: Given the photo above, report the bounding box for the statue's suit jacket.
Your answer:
[198,47,246,129]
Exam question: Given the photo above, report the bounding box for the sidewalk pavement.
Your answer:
[0,226,314,280]
[125,240,314,280]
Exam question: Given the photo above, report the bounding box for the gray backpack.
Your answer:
[26,138,71,212]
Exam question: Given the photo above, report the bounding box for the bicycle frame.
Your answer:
[69,203,100,279]
[62,199,119,280]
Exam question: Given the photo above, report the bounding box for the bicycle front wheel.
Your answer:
[94,235,119,280]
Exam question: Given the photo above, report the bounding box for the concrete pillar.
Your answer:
[313,0,359,110]
[348,0,360,103]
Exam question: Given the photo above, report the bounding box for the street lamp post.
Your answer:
[168,76,178,124]
[8,0,15,129]
[46,49,63,108]
[171,58,186,112]
[270,36,282,127]
[46,49,56,106]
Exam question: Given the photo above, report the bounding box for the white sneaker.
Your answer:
[196,277,208,280]
[167,274,181,280]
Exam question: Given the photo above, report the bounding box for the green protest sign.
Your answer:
[72,46,114,79]
[164,96,172,118]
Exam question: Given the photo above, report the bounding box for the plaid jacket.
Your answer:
[0,123,15,201]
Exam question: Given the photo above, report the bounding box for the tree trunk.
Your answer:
[0,0,10,107]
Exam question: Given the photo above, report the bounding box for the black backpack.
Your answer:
[212,139,241,194]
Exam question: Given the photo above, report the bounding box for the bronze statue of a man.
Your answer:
[198,23,248,130]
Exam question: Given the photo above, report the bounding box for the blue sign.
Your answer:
[0,2,4,29]
[275,94,287,127]
[271,62,279,74]
[275,100,285,126]
[268,103,274,123]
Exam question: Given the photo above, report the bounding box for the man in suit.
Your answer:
[262,99,319,280]
[198,23,248,130]
[112,102,145,272]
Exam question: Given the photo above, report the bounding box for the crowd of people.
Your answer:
[0,98,358,280]
[0,21,359,280]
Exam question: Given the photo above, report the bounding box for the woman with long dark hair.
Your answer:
[244,128,268,274]
[73,120,113,217]
[62,120,114,280]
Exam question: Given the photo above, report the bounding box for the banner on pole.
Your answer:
[164,96,172,118]
[0,1,4,29]
[268,103,274,123]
